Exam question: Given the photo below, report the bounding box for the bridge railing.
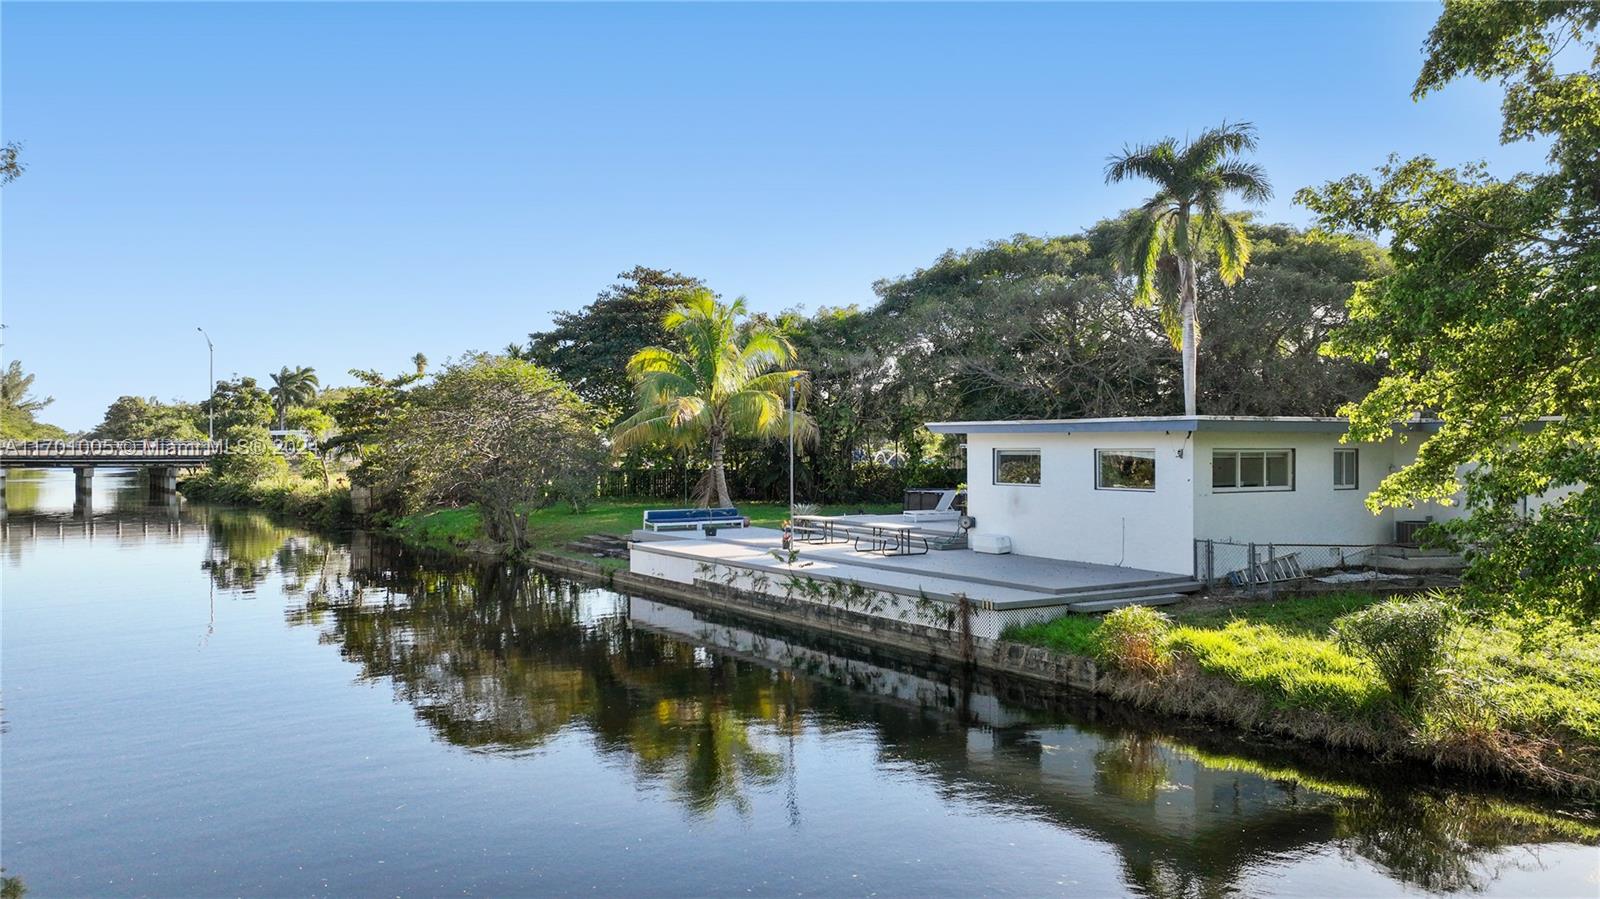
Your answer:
[1,440,224,457]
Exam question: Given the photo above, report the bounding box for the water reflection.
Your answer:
[4,469,1596,897]
[259,527,1597,895]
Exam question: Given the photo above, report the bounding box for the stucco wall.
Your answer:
[963,431,1196,574]
[1191,430,1396,545]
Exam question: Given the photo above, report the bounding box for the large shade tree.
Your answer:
[382,355,607,554]
[519,266,710,417]
[1298,0,1600,615]
[1106,122,1273,415]
[612,290,814,508]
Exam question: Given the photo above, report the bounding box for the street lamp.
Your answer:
[196,327,214,440]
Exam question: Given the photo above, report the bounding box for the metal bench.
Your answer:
[642,507,749,534]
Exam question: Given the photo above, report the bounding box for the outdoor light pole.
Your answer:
[196,327,214,440]
[787,375,797,519]
[787,373,803,520]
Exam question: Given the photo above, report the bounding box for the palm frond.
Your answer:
[1183,121,1258,171]
[725,390,788,438]
[1104,138,1179,185]
[1208,213,1253,285]
[1213,159,1274,204]
[611,407,703,451]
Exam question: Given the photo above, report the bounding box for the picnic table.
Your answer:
[792,515,929,557]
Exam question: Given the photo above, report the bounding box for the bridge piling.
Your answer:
[148,466,179,497]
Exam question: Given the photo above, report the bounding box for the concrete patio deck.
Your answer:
[630,525,1200,612]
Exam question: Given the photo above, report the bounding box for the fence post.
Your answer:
[1247,542,1257,596]
[1266,543,1277,599]
[1206,539,1215,585]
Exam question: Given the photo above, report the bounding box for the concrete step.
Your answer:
[1068,593,1187,614]
[1053,581,1203,605]
[567,533,631,558]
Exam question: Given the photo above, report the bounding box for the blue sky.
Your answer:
[3,2,1544,431]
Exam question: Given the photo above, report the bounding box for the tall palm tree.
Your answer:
[1106,121,1272,416]
[268,365,320,429]
[612,290,814,508]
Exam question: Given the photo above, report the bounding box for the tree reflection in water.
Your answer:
[184,518,1600,893]
[274,532,801,818]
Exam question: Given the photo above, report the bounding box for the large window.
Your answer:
[1333,448,1359,490]
[994,449,1041,485]
[1212,449,1294,492]
[1096,449,1156,491]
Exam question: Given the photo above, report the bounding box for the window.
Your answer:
[1096,449,1156,491]
[994,449,1041,485]
[1212,449,1294,491]
[1333,448,1359,490]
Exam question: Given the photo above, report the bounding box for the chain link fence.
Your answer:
[1193,539,1437,595]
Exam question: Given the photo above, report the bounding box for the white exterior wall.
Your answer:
[1191,430,1396,545]
[963,431,1196,575]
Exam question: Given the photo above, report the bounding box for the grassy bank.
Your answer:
[180,470,352,526]
[1007,593,1600,796]
[387,499,901,566]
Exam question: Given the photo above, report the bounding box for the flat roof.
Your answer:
[924,415,1356,435]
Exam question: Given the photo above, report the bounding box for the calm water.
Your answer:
[3,469,1597,897]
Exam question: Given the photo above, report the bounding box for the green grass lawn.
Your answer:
[389,498,901,554]
[1007,592,1600,756]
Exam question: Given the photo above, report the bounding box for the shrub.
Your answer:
[1332,596,1456,703]
[1095,605,1174,676]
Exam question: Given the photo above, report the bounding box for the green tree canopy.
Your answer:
[612,290,815,508]
[519,266,709,416]
[322,363,426,469]
[203,376,275,433]
[89,395,205,441]
[379,355,607,553]
[0,360,66,439]
[1298,0,1600,614]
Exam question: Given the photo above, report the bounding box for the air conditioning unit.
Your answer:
[971,533,1012,555]
[1395,519,1432,545]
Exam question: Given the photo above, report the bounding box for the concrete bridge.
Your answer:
[1,440,219,500]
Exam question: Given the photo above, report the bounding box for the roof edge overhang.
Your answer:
[923,416,1356,435]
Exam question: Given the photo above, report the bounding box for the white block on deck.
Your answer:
[970,533,1012,555]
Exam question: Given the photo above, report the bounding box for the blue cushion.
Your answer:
[644,507,741,523]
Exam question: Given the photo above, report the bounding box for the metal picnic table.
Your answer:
[792,515,929,557]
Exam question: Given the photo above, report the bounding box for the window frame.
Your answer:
[992,448,1042,487]
[1333,447,1359,490]
[1211,448,1296,493]
[1094,448,1157,492]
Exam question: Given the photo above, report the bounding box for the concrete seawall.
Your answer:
[529,551,1103,694]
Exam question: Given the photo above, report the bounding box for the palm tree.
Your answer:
[1106,121,1272,416]
[268,365,320,429]
[612,290,814,508]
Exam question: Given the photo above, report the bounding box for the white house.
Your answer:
[924,415,1501,577]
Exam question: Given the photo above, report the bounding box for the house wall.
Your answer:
[963,431,1196,574]
[1191,430,1396,546]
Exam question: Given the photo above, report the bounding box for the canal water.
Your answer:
[3,468,1597,897]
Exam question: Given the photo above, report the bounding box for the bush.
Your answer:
[1095,605,1174,676]
[213,424,289,484]
[1332,596,1456,703]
